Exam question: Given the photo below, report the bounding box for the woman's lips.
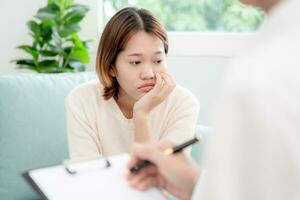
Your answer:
[138,83,155,92]
[140,85,154,92]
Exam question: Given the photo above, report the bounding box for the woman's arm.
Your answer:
[133,73,176,142]
[65,91,102,160]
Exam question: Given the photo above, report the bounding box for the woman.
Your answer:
[66,7,199,159]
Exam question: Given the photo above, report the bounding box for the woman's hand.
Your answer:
[133,72,176,118]
[132,72,175,142]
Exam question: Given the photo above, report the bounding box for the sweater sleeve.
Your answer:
[65,90,102,160]
[161,89,200,146]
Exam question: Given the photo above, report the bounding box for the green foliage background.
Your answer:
[103,0,265,31]
[14,0,90,73]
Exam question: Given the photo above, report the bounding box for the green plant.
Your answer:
[13,0,90,73]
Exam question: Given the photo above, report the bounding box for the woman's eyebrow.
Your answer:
[127,51,163,57]
[127,53,142,57]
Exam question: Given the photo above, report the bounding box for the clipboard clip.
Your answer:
[63,157,111,175]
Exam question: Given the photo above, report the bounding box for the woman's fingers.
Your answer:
[132,72,176,115]
[146,73,163,95]
[158,72,176,97]
[148,72,175,98]
[162,72,176,86]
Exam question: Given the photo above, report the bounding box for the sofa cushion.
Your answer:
[0,72,96,199]
[191,125,211,165]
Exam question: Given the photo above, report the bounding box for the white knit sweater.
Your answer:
[65,80,199,159]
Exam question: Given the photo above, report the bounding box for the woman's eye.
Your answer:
[129,61,141,65]
[154,60,163,64]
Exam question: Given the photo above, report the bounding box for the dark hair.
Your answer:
[96,7,168,100]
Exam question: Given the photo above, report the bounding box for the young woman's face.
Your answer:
[114,31,167,103]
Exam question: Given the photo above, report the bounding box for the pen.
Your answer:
[129,137,200,173]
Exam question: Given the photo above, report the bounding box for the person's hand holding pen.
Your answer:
[126,139,201,200]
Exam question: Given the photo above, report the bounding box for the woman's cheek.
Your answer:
[157,64,167,73]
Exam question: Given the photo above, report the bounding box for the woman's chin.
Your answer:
[136,93,147,100]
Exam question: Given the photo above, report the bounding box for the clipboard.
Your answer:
[23,154,168,200]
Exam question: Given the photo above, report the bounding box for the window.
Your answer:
[102,0,265,32]
[100,0,265,57]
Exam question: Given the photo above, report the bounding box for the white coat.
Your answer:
[193,0,300,199]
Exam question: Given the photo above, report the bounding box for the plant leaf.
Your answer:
[67,33,90,63]
[63,12,85,25]
[27,20,39,34]
[17,45,38,59]
[66,4,89,13]
[41,19,55,27]
[70,46,89,63]
[35,4,59,21]
[51,30,63,46]
[40,50,58,56]
[27,21,43,44]
[58,24,80,37]
[63,5,89,25]
[38,59,60,73]
[39,66,60,73]
[48,43,62,54]
[71,33,84,48]
[63,0,75,9]
[40,22,53,43]
[61,46,72,59]
[14,59,37,71]
[39,59,58,67]
[61,66,75,72]
[14,59,36,66]
[48,0,56,5]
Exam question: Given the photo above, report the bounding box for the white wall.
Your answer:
[0,0,101,74]
[168,56,230,125]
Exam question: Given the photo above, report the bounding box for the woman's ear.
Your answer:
[110,67,117,77]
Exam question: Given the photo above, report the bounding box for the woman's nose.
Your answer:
[140,65,155,80]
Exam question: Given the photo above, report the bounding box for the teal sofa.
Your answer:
[0,72,208,199]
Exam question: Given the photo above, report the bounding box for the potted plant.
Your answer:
[13,0,90,73]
